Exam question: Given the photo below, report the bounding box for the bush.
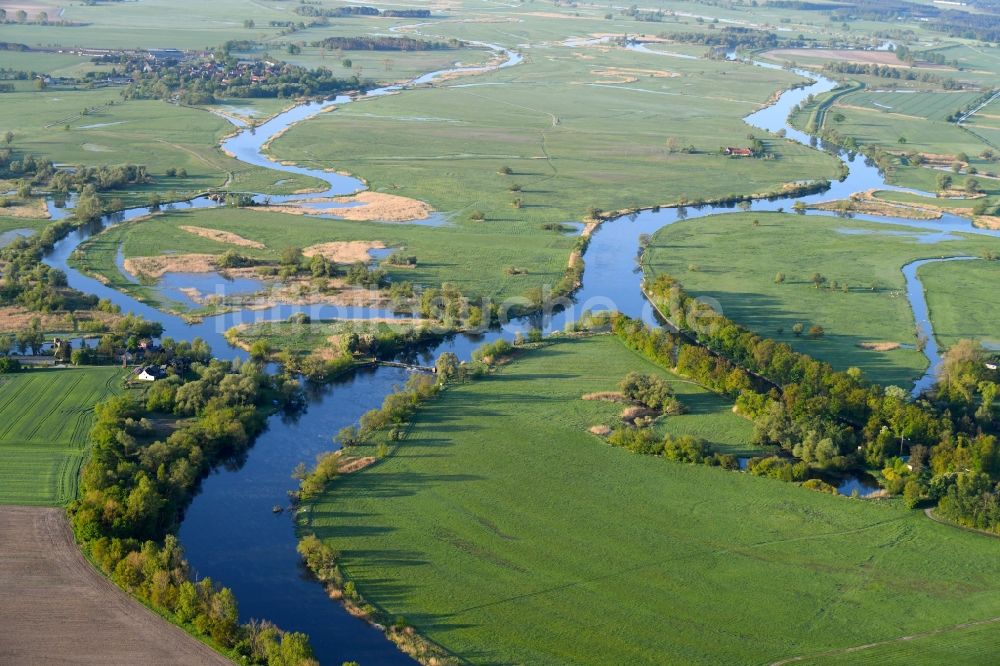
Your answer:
[802,478,838,495]
[472,339,514,365]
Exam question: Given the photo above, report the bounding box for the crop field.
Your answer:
[268,43,842,226]
[0,367,124,506]
[963,95,1000,149]
[844,91,982,122]
[304,334,1000,665]
[73,206,576,308]
[641,212,1000,387]
[0,89,323,204]
[920,259,1000,349]
[830,91,990,158]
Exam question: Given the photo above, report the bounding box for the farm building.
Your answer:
[135,366,166,382]
[724,147,753,157]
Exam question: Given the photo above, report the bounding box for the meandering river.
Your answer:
[39,43,1000,664]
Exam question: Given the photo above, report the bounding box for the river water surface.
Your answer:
[39,44,1000,664]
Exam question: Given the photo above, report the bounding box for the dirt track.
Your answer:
[0,505,233,665]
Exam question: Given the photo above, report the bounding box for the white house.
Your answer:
[135,366,165,382]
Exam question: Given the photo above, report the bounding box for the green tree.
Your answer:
[435,352,459,381]
[249,339,271,362]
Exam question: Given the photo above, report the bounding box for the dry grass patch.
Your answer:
[0,306,119,334]
[303,240,386,264]
[339,456,378,475]
[256,192,433,222]
[123,253,217,278]
[178,225,265,249]
[0,198,49,219]
[974,215,1000,230]
[588,424,612,437]
[810,196,941,220]
[591,67,678,84]
[582,391,626,402]
[858,341,902,352]
[621,405,659,424]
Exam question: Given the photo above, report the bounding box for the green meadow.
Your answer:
[228,318,420,357]
[800,618,1000,665]
[642,212,1000,387]
[921,258,1000,349]
[0,89,323,204]
[0,366,124,505]
[304,334,1000,665]
[268,43,842,226]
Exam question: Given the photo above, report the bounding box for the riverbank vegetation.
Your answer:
[642,211,1000,386]
[299,333,1000,664]
[68,347,319,664]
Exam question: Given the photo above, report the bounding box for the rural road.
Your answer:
[0,505,233,665]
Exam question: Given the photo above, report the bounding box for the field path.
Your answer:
[0,505,233,665]
[769,615,1000,665]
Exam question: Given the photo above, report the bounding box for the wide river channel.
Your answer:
[39,43,1000,664]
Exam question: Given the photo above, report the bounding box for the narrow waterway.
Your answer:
[39,45,1000,664]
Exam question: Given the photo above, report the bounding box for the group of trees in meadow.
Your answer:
[311,36,456,52]
[294,5,430,19]
[660,26,781,50]
[71,352,317,663]
[619,371,685,415]
[1,140,152,194]
[821,61,967,89]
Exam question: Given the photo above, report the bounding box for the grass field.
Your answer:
[641,212,1000,387]
[0,366,124,506]
[72,206,577,309]
[304,334,1000,665]
[797,616,1000,665]
[921,258,1000,350]
[268,42,842,226]
[0,89,323,204]
[0,216,48,246]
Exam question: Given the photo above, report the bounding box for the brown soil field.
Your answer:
[764,49,934,68]
[0,505,232,665]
